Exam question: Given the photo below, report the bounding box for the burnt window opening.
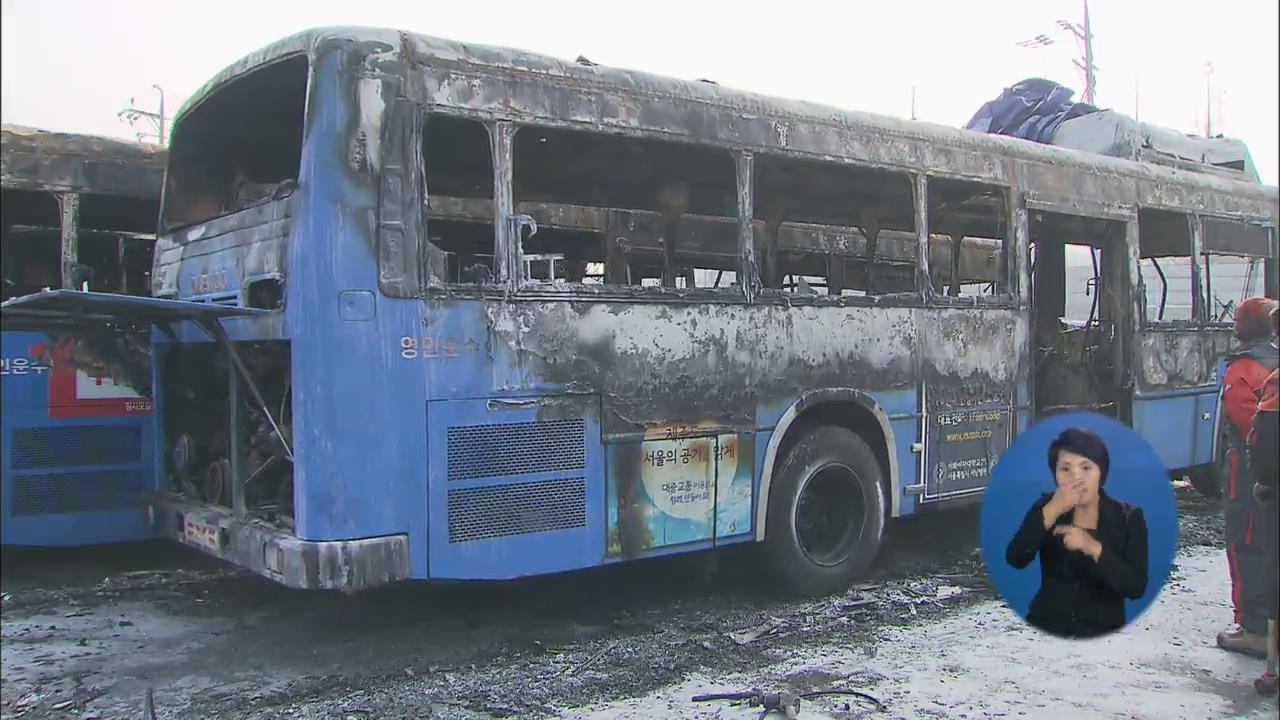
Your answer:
[2,189,156,300]
[422,114,494,285]
[162,55,308,232]
[1137,208,1195,322]
[1028,212,1126,327]
[512,126,738,287]
[247,277,284,310]
[1028,211,1129,419]
[926,178,1009,298]
[752,155,916,297]
[2,227,59,301]
[2,189,59,299]
[1199,218,1272,324]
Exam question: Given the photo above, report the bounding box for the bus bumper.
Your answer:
[148,497,410,590]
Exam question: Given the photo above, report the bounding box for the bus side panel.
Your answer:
[917,309,1024,504]
[285,47,433,581]
[1132,329,1221,471]
[1,329,159,546]
[424,395,605,580]
[1131,393,1202,470]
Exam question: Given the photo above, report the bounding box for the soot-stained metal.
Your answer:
[153,27,1276,574]
[1,124,166,199]
[2,125,167,395]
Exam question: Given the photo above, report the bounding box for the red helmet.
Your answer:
[1235,297,1277,341]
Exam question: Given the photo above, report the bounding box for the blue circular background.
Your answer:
[979,411,1179,629]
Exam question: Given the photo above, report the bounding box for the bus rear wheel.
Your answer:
[764,425,886,596]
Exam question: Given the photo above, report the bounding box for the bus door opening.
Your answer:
[1029,211,1130,421]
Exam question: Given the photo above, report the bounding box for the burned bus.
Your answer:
[1,125,166,546]
[3,28,1275,591]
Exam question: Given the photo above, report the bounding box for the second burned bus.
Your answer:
[5,27,1275,592]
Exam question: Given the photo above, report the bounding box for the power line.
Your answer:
[1016,0,1097,104]
[117,85,169,145]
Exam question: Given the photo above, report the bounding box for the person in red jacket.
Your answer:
[1218,297,1278,657]
[1247,308,1279,692]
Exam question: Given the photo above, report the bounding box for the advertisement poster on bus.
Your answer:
[606,422,755,557]
[0,328,153,417]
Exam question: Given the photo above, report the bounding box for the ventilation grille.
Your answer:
[11,471,149,517]
[447,478,586,543]
[10,426,143,470]
[446,419,585,481]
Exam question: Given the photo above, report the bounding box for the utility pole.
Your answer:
[910,85,917,120]
[1018,0,1098,103]
[117,85,168,145]
[1057,0,1097,103]
[1204,63,1214,137]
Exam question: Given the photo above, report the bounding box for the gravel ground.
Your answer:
[0,485,1237,720]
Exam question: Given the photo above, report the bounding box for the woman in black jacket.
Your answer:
[1005,427,1149,639]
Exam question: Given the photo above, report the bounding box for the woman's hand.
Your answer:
[1054,524,1102,561]
[1042,482,1085,528]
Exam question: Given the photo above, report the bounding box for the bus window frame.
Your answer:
[421,120,939,308]
[920,171,1019,308]
[1136,206,1202,329]
[160,52,312,236]
[503,121,747,302]
[1196,215,1276,328]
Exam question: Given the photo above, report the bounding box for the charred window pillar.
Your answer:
[488,121,518,289]
[1188,214,1205,323]
[947,232,965,297]
[56,191,79,290]
[858,211,881,296]
[733,151,759,302]
[914,174,930,296]
[656,181,690,288]
[1013,194,1031,306]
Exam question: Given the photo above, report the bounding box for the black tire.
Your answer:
[763,424,887,596]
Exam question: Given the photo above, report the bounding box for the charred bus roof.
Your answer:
[1,124,167,199]
[175,27,1278,223]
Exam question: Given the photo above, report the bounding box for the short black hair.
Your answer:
[1047,427,1110,486]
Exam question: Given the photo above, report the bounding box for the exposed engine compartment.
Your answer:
[162,340,293,529]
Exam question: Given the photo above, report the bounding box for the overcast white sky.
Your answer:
[2,0,1276,183]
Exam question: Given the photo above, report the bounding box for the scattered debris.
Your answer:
[143,687,157,720]
[693,686,886,718]
[836,596,877,612]
[729,617,788,645]
[563,641,619,676]
[935,585,964,600]
[693,688,800,718]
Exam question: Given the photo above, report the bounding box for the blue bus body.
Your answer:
[1,126,166,546]
[5,29,1274,589]
[1,328,158,545]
